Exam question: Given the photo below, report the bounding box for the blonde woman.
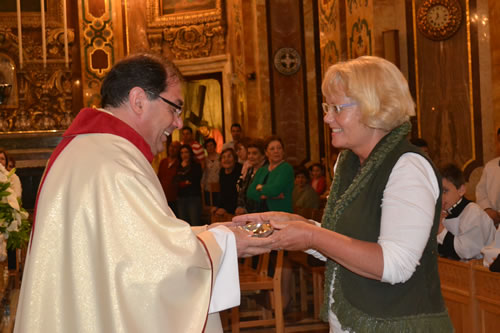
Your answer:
[236,56,453,332]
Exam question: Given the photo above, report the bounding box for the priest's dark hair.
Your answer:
[100,53,182,108]
[440,163,465,189]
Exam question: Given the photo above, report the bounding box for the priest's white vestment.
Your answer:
[15,108,238,332]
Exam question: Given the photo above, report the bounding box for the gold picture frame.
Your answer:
[147,0,223,28]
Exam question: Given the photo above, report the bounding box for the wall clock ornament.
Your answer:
[417,0,462,41]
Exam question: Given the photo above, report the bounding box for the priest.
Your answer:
[15,54,272,333]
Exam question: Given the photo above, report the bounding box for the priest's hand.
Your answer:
[268,220,316,252]
[230,226,274,258]
[231,211,309,227]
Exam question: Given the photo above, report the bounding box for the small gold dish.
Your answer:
[241,221,274,237]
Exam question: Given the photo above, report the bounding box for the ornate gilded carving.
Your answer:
[347,0,369,14]
[0,26,75,133]
[147,32,163,54]
[162,22,224,59]
[349,18,372,58]
[78,0,116,108]
[47,28,75,59]
[146,0,225,60]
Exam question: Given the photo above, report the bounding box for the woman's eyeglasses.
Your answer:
[322,102,357,116]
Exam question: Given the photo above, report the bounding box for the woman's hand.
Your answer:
[256,184,263,191]
[269,220,316,251]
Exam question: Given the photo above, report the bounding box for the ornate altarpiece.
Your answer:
[0,0,74,134]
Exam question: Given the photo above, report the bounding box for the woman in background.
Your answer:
[157,141,181,215]
[293,167,320,211]
[246,136,294,213]
[201,138,221,207]
[310,162,327,196]
[213,148,242,216]
[175,144,203,226]
[235,139,267,215]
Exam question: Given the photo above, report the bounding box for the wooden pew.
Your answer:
[438,257,500,333]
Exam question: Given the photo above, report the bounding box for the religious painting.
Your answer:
[171,75,224,147]
[161,0,217,15]
[147,0,222,28]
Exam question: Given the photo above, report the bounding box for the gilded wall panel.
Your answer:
[78,0,123,108]
[267,0,308,166]
[346,0,373,59]
[226,0,246,130]
[488,0,500,151]
[319,0,342,72]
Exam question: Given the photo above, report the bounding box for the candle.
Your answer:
[62,0,68,68]
[41,0,46,68]
[16,0,22,69]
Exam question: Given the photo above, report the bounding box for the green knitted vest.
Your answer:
[320,123,453,332]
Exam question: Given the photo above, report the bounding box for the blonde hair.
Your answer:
[321,56,415,131]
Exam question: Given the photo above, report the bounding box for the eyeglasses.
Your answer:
[322,102,357,116]
[156,95,183,117]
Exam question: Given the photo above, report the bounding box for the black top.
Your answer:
[218,163,242,214]
[176,162,202,197]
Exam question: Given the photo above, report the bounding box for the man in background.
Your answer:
[223,122,242,150]
[181,125,206,168]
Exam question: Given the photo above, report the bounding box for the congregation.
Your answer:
[157,124,328,224]
[156,122,500,272]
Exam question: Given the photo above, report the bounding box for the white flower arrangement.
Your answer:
[0,163,30,261]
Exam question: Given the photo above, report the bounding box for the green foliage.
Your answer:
[7,207,31,250]
[0,178,31,250]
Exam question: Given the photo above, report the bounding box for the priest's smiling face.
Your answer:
[142,81,184,155]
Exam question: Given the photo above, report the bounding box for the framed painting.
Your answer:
[161,0,217,15]
[147,0,222,28]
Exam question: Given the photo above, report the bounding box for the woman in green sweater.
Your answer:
[246,136,294,213]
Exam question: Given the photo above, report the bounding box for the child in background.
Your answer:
[309,163,326,195]
[437,164,496,260]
